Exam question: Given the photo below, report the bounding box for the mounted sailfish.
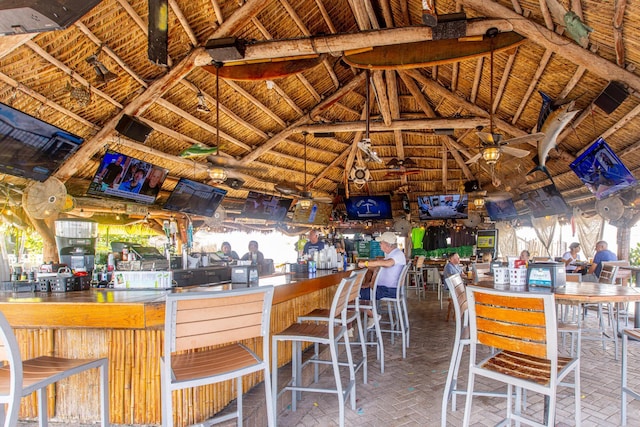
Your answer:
[528,91,579,182]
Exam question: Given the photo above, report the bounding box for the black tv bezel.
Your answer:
[163,178,227,217]
[0,102,84,182]
[344,195,394,221]
[417,194,469,220]
[240,191,293,222]
[485,198,519,221]
[87,150,168,205]
[520,183,571,218]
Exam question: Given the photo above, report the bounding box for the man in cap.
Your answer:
[357,232,406,328]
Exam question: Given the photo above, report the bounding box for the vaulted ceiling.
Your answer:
[1,0,640,226]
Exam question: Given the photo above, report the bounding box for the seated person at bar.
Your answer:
[241,240,265,266]
[562,242,584,273]
[444,252,464,279]
[584,240,617,282]
[303,230,325,256]
[357,232,406,329]
[220,241,239,261]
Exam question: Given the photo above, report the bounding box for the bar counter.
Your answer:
[0,269,352,425]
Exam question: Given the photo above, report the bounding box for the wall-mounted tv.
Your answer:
[0,102,84,181]
[417,194,468,220]
[291,201,332,225]
[520,184,571,218]
[241,191,292,222]
[345,195,393,220]
[87,150,168,204]
[569,137,637,200]
[163,178,227,217]
[485,198,518,221]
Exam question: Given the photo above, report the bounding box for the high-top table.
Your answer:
[0,269,352,426]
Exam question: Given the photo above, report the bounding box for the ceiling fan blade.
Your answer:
[484,191,512,202]
[502,146,531,158]
[476,131,501,145]
[502,132,545,146]
[465,152,482,164]
[274,182,301,196]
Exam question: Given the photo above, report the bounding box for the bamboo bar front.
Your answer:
[0,270,350,425]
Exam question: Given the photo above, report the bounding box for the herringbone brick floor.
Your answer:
[16,290,640,426]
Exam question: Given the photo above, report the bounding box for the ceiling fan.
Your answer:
[356,70,383,164]
[465,28,542,166]
[384,157,420,177]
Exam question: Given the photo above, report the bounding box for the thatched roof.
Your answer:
[2,0,640,229]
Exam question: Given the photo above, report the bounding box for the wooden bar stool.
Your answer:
[0,311,109,427]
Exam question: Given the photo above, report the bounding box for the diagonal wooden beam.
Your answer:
[460,0,640,93]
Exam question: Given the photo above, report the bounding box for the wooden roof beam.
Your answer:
[195,19,514,65]
[224,79,286,127]
[169,0,198,47]
[461,0,640,93]
[296,117,489,133]
[511,49,553,125]
[614,0,627,67]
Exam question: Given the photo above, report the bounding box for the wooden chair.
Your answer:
[441,274,508,427]
[161,286,275,427]
[463,286,581,426]
[297,269,369,384]
[0,310,109,427]
[272,276,357,427]
[621,328,640,426]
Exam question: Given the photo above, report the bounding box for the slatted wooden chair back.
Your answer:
[331,276,357,332]
[398,263,411,299]
[598,264,619,285]
[166,286,274,355]
[348,269,368,307]
[445,274,467,330]
[602,260,630,285]
[466,286,557,361]
[415,256,425,269]
[0,312,23,427]
[471,262,491,283]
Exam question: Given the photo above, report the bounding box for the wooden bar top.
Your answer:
[0,269,352,329]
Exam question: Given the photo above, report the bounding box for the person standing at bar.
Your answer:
[303,230,325,257]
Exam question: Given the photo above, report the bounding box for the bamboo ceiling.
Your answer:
[2,0,640,226]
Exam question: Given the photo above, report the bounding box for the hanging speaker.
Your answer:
[0,0,103,35]
[464,180,480,193]
[115,115,153,143]
[594,81,628,115]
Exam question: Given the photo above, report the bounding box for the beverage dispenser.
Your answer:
[55,219,98,272]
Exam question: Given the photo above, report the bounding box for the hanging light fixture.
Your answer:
[86,54,117,83]
[482,146,501,164]
[299,131,312,208]
[196,91,210,113]
[209,64,227,184]
[473,197,485,209]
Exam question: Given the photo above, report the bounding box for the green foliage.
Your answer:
[630,242,640,266]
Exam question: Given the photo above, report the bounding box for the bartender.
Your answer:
[562,242,584,273]
[220,242,239,261]
[241,240,265,265]
[303,230,325,256]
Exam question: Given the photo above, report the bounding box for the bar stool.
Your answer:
[407,256,425,300]
[360,268,386,373]
[0,310,109,427]
[379,263,412,358]
[296,269,368,384]
[272,275,357,427]
[621,328,640,426]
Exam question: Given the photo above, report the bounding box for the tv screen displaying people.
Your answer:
[87,150,168,204]
[417,194,468,220]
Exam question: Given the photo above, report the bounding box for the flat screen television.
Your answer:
[241,191,292,222]
[291,201,332,225]
[485,198,518,221]
[0,102,84,181]
[345,195,393,220]
[417,194,468,220]
[569,137,637,200]
[87,150,168,204]
[520,184,571,218]
[163,178,227,217]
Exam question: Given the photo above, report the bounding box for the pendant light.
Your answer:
[299,132,312,208]
[208,64,227,183]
